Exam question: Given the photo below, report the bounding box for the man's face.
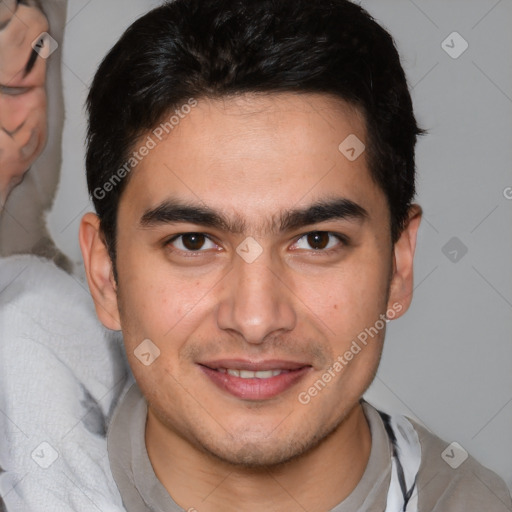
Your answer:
[92,93,416,466]
[0,2,49,205]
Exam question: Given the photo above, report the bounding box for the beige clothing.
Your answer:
[108,384,512,511]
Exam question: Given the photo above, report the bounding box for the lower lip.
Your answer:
[199,365,311,400]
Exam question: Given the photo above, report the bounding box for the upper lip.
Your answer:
[199,359,311,371]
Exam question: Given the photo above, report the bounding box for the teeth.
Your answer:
[223,369,284,379]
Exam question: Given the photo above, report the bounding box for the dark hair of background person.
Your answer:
[86,0,423,275]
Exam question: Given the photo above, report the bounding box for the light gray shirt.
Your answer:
[108,384,512,511]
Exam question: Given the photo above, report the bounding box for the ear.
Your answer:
[387,204,422,319]
[79,212,121,330]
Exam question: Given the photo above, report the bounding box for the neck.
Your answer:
[146,402,371,512]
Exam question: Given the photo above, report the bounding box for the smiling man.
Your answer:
[79,1,511,511]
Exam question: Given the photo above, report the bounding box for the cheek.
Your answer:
[0,89,46,133]
[115,247,212,349]
[296,253,391,340]
[118,275,175,343]
[33,90,47,126]
[0,135,28,189]
[24,89,47,119]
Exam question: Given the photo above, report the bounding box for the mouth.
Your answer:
[198,359,312,400]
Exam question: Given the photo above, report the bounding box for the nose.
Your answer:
[216,247,297,344]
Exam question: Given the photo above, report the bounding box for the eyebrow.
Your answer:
[139,197,368,234]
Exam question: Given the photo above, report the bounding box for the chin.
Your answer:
[196,419,337,470]
[204,439,305,469]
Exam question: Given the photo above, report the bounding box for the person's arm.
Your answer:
[0,255,131,511]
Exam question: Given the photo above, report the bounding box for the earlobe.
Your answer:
[79,212,121,331]
[387,204,422,318]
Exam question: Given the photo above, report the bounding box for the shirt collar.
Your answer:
[108,384,392,512]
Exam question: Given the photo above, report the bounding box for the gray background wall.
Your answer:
[47,0,512,491]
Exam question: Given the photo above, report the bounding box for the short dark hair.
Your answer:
[86,0,422,267]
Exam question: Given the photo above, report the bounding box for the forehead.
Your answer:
[118,92,386,231]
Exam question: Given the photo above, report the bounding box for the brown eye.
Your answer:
[307,232,330,250]
[181,233,206,250]
[292,231,347,253]
[166,233,218,253]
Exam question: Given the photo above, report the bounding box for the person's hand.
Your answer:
[0,1,49,206]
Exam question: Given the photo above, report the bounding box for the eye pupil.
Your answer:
[307,232,329,250]
[182,233,205,250]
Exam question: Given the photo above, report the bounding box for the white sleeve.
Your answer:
[0,255,131,512]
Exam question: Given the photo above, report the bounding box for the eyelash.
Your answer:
[164,231,349,256]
